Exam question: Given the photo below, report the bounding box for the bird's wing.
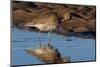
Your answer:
[31,12,57,24]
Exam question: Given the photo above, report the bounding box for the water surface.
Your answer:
[11,28,96,66]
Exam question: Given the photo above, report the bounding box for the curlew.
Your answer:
[24,12,59,48]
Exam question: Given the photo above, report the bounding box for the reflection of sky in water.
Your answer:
[11,28,96,65]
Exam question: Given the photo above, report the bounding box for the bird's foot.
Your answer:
[48,43,53,48]
[39,43,42,48]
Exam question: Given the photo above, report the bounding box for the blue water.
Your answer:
[11,28,96,66]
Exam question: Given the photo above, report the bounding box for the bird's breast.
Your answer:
[34,24,44,30]
[34,24,56,31]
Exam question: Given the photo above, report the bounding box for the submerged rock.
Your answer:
[25,47,70,64]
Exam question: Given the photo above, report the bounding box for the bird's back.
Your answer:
[25,12,58,26]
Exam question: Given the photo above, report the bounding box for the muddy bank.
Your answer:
[12,1,96,38]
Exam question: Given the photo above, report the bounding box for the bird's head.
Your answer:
[52,8,71,23]
[61,12,71,22]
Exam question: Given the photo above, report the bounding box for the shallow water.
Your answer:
[11,28,96,66]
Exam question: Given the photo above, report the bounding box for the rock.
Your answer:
[12,2,26,10]
[87,19,96,32]
[12,9,38,26]
[13,10,31,22]
[73,26,89,32]
[12,2,36,11]
[60,17,90,33]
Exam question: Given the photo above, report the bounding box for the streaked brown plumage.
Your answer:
[52,8,71,22]
[24,12,58,48]
[25,12,58,31]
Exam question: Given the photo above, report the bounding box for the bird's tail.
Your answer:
[24,22,34,27]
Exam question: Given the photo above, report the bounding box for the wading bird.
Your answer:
[24,11,70,48]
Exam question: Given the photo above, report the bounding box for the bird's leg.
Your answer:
[38,30,42,48]
[48,30,52,48]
